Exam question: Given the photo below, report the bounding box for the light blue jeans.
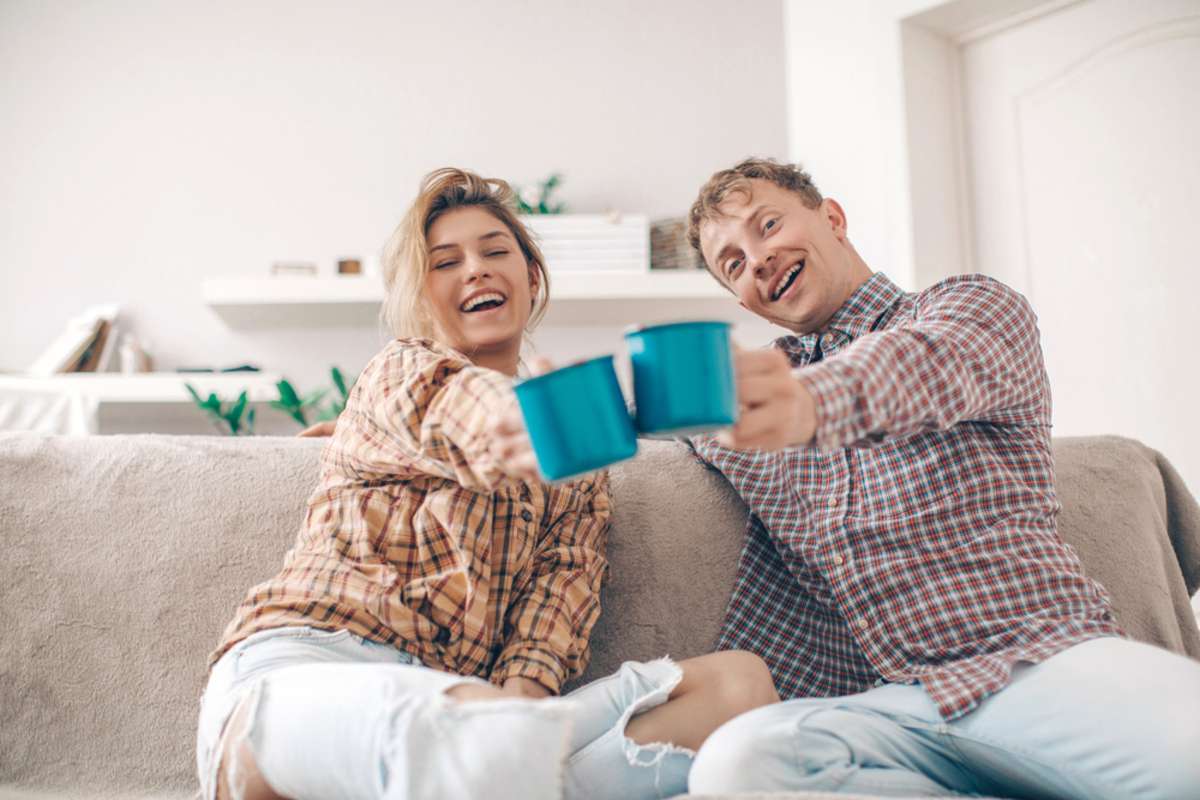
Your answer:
[196,626,692,800]
[689,637,1200,799]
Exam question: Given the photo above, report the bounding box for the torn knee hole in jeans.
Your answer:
[216,681,267,800]
[617,657,697,766]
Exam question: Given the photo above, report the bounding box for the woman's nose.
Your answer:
[464,256,491,281]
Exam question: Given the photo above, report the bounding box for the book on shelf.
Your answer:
[27,305,120,377]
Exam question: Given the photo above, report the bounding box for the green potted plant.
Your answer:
[184,385,256,436]
[272,366,355,428]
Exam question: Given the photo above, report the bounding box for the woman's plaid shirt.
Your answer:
[692,272,1122,720]
[210,338,610,695]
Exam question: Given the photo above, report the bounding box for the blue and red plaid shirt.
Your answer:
[691,272,1123,720]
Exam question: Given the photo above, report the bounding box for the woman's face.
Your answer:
[424,206,536,363]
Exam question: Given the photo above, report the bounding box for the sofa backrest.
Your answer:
[0,433,1196,797]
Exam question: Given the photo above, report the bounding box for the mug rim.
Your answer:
[514,353,616,389]
[623,319,732,337]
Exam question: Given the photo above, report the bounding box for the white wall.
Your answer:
[0,0,788,391]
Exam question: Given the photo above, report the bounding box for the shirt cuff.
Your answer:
[491,643,568,695]
[794,363,867,450]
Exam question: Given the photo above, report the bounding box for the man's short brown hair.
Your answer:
[686,158,824,263]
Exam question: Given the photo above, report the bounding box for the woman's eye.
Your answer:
[764,219,777,233]
[485,250,509,257]
[434,260,457,270]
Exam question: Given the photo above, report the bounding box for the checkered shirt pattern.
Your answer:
[210,338,610,695]
[692,272,1123,720]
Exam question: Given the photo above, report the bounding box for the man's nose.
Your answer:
[750,247,777,281]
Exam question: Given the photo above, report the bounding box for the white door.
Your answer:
[959,0,1200,497]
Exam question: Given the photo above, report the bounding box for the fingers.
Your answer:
[716,406,778,450]
[528,356,555,376]
[297,420,337,438]
[734,346,789,380]
[736,373,795,406]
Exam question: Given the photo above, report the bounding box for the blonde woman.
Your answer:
[196,167,778,800]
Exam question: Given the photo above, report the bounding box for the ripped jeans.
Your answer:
[195,626,693,800]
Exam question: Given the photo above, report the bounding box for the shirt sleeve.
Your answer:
[337,339,515,492]
[491,476,611,694]
[794,276,1050,450]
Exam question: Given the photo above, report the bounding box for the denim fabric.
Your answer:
[689,637,1200,800]
[196,626,691,800]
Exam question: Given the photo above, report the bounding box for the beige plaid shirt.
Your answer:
[210,338,611,694]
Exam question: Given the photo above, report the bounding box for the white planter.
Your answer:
[521,213,649,273]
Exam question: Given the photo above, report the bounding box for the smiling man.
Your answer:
[682,158,1200,799]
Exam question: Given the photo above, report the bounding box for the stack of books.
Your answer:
[27,305,121,377]
[523,214,649,274]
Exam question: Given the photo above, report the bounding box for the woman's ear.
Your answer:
[528,263,541,305]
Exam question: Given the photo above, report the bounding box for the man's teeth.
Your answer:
[772,262,804,301]
[461,292,506,312]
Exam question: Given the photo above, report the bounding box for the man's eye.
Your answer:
[763,219,777,233]
[727,259,742,276]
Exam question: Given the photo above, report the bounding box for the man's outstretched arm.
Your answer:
[721,276,1047,451]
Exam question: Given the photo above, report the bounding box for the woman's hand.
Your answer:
[489,397,542,483]
[298,420,337,438]
[500,676,552,699]
[487,356,555,484]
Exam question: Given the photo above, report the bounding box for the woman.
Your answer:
[197,167,778,800]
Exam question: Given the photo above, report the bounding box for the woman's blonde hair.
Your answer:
[380,167,550,341]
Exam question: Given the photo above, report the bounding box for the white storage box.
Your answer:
[523,213,649,273]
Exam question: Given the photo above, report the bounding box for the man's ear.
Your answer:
[820,198,849,242]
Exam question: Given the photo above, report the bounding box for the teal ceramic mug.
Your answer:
[513,355,638,482]
[624,320,737,435]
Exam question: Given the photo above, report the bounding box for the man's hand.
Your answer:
[717,345,818,451]
[298,420,337,437]
[500,676,552,699]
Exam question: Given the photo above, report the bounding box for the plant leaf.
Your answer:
[225,393,247,429]
[276,379,300,406]
[331,367,348,399]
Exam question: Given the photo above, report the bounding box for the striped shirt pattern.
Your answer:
[210,338,611,694]
[693,272,1122,720]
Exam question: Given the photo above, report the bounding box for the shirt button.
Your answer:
[520,510,534,523]
[856,618,869,631]
[832,554,845,566]
[828,496,840,508]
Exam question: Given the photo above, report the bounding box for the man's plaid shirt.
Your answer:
[692,272,1123,720]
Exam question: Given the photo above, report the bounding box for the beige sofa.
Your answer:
[1,433,1198,800]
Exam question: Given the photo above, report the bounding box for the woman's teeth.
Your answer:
[461,292,506,312]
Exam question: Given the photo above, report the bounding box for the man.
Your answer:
[680,157,1200,799]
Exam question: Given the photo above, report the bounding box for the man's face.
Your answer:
[699,179,858,334]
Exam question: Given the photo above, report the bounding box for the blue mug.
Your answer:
[624,320,737,435]
[514,355,638,482]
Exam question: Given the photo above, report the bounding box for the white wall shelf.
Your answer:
[0,372,289,436]
[203,272,757,328]
[0,372,283,404]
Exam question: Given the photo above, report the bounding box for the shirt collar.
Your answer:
[775,272,905,362]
